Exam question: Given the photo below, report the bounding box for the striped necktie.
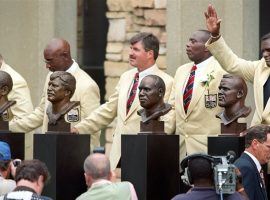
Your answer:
[126,72,139,115]
[183,65,197,113]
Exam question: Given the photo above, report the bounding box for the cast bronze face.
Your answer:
[138,76,163,109]
[0,71,13,98]
[218,78,242,107]
[47,77,70,103]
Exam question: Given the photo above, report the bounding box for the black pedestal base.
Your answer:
[34,133,90,200]
[0,132,25,159]
[208,135,245,158]
[122,134,179,200]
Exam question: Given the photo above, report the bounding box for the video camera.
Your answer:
[212,151,237,195]
[181,151,237,195]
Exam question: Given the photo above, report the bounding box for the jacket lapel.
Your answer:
[121,71,138,120]
[242,153,268,199]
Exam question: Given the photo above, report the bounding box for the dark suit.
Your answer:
[234,152,268,200]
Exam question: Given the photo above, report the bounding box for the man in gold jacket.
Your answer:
[170,30,226,161]
[72,33,174,170]
[205,5,270,126]
[10,39,100,150]
[0,54,33,158]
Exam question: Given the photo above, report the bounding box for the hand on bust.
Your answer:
[70,127,79,134]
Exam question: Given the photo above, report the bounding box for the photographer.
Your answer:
[172,154,246,200]
[0,141,19,195]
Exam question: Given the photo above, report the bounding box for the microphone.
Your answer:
[226,150,236,164]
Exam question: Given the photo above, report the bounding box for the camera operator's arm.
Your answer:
[10,159,21,178]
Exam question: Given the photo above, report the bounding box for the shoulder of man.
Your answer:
[73,67,99,89]
[1,62,28,85]
[32,193,53,200]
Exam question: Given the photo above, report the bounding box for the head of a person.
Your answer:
[129,32,159,71]
[83,153,111,187]
[43,38,73,72]
[186,30,211,64]
[0,71,13,99]
[218,74,247,108]
[261,32,270,67]
[47,71,76,103]
[15,159,50,195]
[0,141,12,178]
[245,124,270,164]
[182,154,214,186]
[138,75,165,110]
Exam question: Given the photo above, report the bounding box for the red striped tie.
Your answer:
[126,72,139,115]
[183,65,197,113]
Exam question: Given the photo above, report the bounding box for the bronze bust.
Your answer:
[216,74,251,134]
[46,71,79,132]
[137,75,171,133]
[0,71,16,131]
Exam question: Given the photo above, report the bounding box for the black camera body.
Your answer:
[213,156,236,194]
[13,160,21,167]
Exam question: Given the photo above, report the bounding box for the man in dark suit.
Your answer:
[234,125,270,200]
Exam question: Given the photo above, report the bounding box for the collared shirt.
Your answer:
[66,59,78,74]
[244,151,261,172]
[91,179,138,200]
[0,176,16,196]
[183,56,212,93]
[127,64,158,98]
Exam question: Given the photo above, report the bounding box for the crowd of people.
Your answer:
[1,3,270,200]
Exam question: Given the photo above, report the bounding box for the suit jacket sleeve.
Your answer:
[237,164,258,200]
[9,85,46,133]
[8,78,33,120]
[163,76,175,134]
[79,80,100,121]
[206,36,260,83]
[74,80,119,134]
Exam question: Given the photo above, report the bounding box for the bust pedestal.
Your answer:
[34,133,90,200]
[220,121,247,135]
[0,121,9,131]
[121,134,179,200]
[208,135,245,158]
[139,120,165,134]
[0,132,25,159]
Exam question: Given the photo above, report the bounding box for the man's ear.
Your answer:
[0,85,9,96]
[147,49,154,59]
[84,172,93,187]
[158,88,164,97]
[237,90,244,99]
[65,90,71,97]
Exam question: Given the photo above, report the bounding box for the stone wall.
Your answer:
[104,0,167,156]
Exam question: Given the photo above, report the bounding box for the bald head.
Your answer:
[218,74,248,108]
[0,71,13,97]
[44,38,72,72]
[222,74,247,98]
[84,153,110,180]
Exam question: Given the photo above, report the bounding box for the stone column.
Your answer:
[0,0,77,105]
